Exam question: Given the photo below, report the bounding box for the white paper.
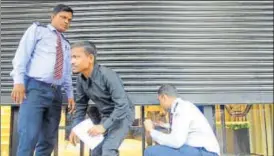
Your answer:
[72,119,104,150]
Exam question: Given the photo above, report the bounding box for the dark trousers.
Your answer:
[16,77,62,156]
[91,115,133,156]
[144,144,219,156]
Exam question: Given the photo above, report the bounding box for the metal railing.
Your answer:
[1,104,220,156]
[1,103,273,156]
[1,104,148,156]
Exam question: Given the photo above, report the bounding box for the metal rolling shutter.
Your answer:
[1,1,273,104]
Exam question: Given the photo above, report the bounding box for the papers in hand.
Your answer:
[72,119,104,150]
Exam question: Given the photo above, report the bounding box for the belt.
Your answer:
[38,80,61,90]
[25,76,61,90]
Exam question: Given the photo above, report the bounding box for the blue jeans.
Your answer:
[16,77,62,156]
[144,144,218,156]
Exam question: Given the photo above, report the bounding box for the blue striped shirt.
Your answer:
[10,22,73,98]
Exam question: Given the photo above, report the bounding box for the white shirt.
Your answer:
[150,98,220,155]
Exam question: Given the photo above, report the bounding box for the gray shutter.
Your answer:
[1,1,273,104]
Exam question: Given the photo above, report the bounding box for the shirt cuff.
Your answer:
[102,118,113,130]
[13,75,25,84]
[66,89,74,99]
[162,123,170,129]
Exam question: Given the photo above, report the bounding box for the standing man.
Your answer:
[144,84,220,156]
[69,41,135,156]
[10,4,75,156]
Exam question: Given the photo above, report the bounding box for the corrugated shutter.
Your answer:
[1,1,273,104]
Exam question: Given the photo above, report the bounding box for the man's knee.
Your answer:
[17,130,39,156]
[18,125,39,145]
[101,148,118,156]
[91,147,102,156]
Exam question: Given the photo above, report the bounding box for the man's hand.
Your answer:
[69,131,79,146]
[11,84,26,104]
[67,98,75,114]
[144,119,154,133]
[87,125,106,136]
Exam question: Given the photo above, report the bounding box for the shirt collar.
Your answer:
[47,24,56,31]
[171,98,180,113]
[80,63,99,81]
[47,24,63,34]
[90,63,99,79]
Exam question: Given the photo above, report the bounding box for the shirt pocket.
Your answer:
[37,34,57,54]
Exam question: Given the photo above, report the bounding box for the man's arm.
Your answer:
[63,44,74,99]
[102,70,130,130]
[10,23,38,84]
[150,107,191,148]
[72,77,89,127]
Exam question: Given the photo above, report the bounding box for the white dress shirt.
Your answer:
[150,98,220,155]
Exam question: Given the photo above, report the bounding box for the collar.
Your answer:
[171,98,180,113]
[81,63,99,81]
[47,24,57,31]
[47,24,63,34]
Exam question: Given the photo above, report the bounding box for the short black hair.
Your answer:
[71,41,97,56]
[53,4,73,15]
[158,84,178,97]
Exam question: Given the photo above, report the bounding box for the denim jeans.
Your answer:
[145,144,219,156]
[16,77,62,156]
